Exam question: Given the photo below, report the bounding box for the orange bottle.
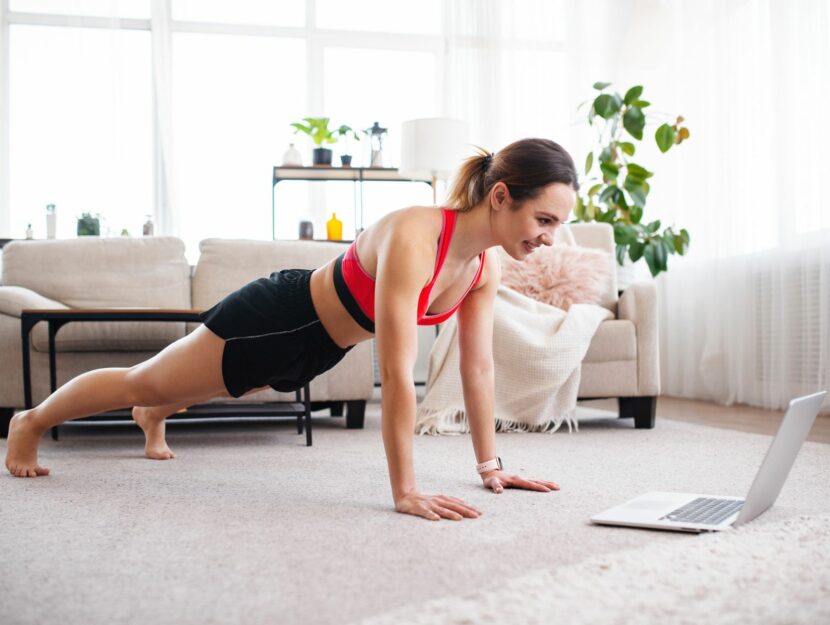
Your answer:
[326,212,343,240]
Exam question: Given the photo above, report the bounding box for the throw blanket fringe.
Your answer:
[415,407,578,435]
[415,286,612,435]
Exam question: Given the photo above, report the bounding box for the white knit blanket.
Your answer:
[415,286,613,435]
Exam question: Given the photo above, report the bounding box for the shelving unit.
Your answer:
[271,166,431,240]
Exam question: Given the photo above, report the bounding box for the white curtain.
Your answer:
[443,0,830,413]
[151,0,178,238]
[611,0,830,413]
[442,0,572,155]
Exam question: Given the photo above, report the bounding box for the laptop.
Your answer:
[590,391,826,533]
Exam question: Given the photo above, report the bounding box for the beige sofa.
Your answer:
[0,237,375,436]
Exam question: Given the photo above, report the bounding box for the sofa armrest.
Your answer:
[0,286,68,318]
[618,281,660,396]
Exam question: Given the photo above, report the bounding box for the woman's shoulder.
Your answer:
[370,205,444,247]
[352,206,444,279]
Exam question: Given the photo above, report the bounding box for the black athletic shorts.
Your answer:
[199,268,353,398]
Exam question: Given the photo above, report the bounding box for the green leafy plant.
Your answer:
[333,124,362,143]
[76,212,100,236]
[575,82,691,277]
[290,117,338,147]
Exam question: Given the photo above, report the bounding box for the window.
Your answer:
[172,32,307,256]
[9,24,153,239]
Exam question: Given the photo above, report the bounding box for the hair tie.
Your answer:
[482,152,494,167]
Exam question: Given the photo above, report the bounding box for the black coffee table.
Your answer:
[20,308,314,445]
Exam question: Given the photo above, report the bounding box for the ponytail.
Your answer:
[446,138,579,212]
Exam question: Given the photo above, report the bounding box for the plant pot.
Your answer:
[340,154,352,167]
[312,147,333,166]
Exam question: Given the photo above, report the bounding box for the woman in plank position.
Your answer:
[5,137,578,522]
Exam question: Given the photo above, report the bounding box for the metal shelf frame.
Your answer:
[271,166,431,240]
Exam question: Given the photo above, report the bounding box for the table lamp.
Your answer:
[399,118,469,206]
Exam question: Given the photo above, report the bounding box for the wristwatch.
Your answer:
[476,456,503,474]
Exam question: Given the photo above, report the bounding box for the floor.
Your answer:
[579,395,830,444]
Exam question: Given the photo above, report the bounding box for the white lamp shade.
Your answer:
[399,118,469,180]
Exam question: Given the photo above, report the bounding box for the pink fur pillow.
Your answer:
[499,245,614,310]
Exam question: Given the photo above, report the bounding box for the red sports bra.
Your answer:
[332,208,486,333]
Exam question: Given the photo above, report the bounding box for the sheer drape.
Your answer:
[443,0,830,413]
[442,0,571,154]
[151,0,178,238]
[617,0,830,412]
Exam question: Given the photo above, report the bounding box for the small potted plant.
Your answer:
[575,82,691,280]
[333,125,363,167]
[76,212,101,236]
[290,117,337,166]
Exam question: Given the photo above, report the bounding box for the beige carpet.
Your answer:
[1,400,828,625]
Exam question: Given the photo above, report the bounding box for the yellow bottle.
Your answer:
[326,212,343,240]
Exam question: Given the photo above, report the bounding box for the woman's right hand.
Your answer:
[395,491,482,521]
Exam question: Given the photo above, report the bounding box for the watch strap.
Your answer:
[476,456,503,474]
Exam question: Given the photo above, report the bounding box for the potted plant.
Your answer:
[290,117,337,166]
[76,212,101,236]
[333,125,363,167]
[574,82,691,279]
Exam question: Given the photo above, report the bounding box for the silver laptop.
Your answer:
[590,391,826,533]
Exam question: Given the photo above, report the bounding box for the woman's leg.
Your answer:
[131,385,271,460]
[5,325,230,477]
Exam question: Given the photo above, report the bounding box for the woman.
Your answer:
[5,137,579,522]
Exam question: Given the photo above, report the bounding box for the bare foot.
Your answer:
[132,406,177,460]
[5,411,50,477]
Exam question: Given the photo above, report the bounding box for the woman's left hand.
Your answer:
[481,470,559,494]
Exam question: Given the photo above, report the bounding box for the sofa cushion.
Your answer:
[3,237,191,308]
[498,245,614,311]
[2,237,191,352]
[193,239,349,310]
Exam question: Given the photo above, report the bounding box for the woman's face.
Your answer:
[491,182,576,260]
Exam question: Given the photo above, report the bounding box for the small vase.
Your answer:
[282,143,303,166]
[313,148,333,166]
[299,220,314,240]
[340,154,352,167]
[326,212,343,240]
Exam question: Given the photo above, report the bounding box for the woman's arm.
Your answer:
[374,226,481,521]
[457,252,561,495]
[456,251,500,465]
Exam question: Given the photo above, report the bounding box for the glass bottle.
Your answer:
[46,204,56,239]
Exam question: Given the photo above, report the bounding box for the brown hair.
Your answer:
[446,138,579,213]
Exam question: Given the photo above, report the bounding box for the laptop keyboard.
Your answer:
[661,497,744,525]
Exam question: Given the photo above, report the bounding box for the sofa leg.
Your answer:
[618,396,657,429]
[330,402,344,417]
[0,408,13,438]
[345,401,366,429]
